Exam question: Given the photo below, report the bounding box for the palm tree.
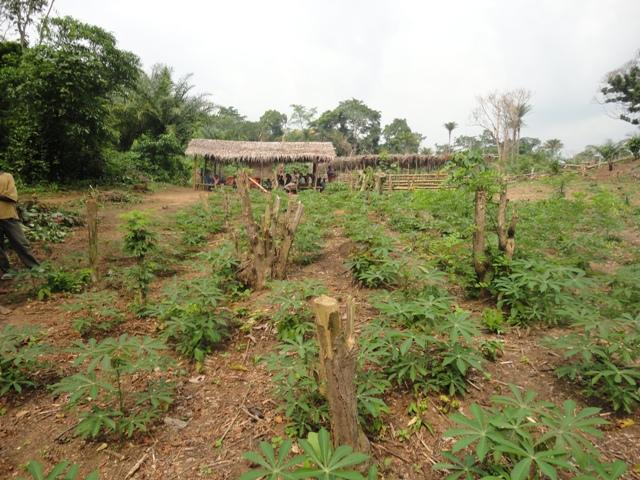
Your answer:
[444,122,458,151]
[591,140,624,171]
[543,139,564,159]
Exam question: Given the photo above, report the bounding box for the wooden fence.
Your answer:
[339,172,448,191]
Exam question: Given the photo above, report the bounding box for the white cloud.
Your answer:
[56,0,640,154]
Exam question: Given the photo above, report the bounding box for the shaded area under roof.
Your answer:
[185,139,336,164]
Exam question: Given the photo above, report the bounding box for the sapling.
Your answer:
[121,211,157,303]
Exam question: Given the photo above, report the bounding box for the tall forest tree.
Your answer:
[0,16,139,181]
[472,89,532,168]
[382,118,423,153]
[258,109,287,141]
[0,0,55,47]
[601,51,640,126]
[315,98,381,155]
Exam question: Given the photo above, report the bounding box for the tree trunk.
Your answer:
[236,171,303,289]
[312,295,369,454]
[86,197,99,283]
[608,158,613,171]
[497,188,517,260]
[473,188,490,282]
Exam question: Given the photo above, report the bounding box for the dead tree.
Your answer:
[472,188,490,283]
[236,171,304,289]
[312,295,370,454]
[86,197,99,283]
[497,188,517,260]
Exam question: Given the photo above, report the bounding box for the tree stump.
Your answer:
[497,188,517,260]
[472,188,490,282]
[236,171,304,289]
[312,295,369,454]
[86,197,99,283]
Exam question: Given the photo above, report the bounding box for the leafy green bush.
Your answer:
[52,334,174,439]
[482,308,505,334]
[15,262,91,300]
[175,205,224,247]
[267,280,326,341]
[240,428,375,480]
[63,291,125,337]
[19,460,98,480]
[545,313,640,413]
[371,288,452,329]
[346,245,404,288]
[20,203,84,243]
[121,211,157,302]
[0,326,48,396]
[363,309,484,396]
[153,276,235,362]
[196,241,248,297]
[435,386,626,479]
[492,258,590,326]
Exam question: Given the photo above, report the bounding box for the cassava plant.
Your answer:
[121,211,157,303]
[19,460,98,480]
[435,385,626,479]
[0,326,48,396]
[52,334,174,439]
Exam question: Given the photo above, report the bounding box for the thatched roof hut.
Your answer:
[186,139,336,164]
[186,139,336,189]
[330,154,450,172]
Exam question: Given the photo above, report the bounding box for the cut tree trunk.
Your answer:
[86,197,99,283]
[236,171,304,289]
[497,188,517,260]
[312,295,370,454]
[473,188,490,282]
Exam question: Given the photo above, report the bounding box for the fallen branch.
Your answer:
[124,451,148,479]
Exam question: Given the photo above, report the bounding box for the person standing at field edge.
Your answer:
[0,170,40,280]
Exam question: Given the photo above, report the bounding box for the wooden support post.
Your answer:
[86,197,99,283]
[472,188,490,283]
[312,296,369,454]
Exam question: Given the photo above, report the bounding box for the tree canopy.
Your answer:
[601,51,640,126]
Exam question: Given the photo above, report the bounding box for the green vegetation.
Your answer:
[52,335,174,439]
[0,325,47,395]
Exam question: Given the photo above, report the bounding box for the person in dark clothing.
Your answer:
[0,170,40,278]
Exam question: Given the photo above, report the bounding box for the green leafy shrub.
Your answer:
[291,220,324,265]
[435,386,625,480]
[346,245,404,288]
[545,313,640,413]
[492,258,590,326]
[267,280,326,341]
[175,204,224,247]
[482,308,505,334]
[15,262,91,300]
[20,203,84,243]
[371,288,452,329]
[480,339,504,361]
[121,211,157,302]
[0,326,48,396]
[19,460,98,480]
[240,428,375,480]
[196,241,247,297]
[52,334,174,439]
[153,277,235,362]
[363,309,484,396]
[265,334,389,438]
[63,291,125,337]
[605,264,640,316]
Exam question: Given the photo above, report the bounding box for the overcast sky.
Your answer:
[56,0,640,155]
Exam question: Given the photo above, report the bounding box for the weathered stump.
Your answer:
[86,197,99,283]
[312,295,369,454]
[497,188,517,260]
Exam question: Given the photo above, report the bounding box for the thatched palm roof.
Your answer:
[186,139,335,164]
[331,154,449,171]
